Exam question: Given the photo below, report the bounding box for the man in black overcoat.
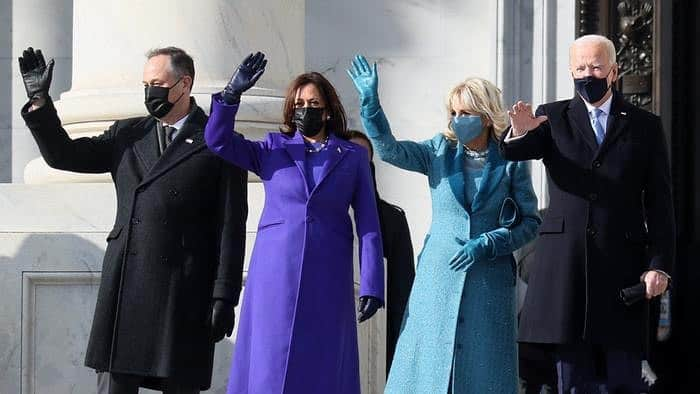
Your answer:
[18,46,248,393]
[500,35,675,393]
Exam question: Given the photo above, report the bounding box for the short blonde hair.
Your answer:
[570,34,617,65]
[443,77,508,141]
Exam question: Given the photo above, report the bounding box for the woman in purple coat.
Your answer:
[204,52,385,394]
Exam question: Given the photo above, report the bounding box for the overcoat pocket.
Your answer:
[538,216,564,234]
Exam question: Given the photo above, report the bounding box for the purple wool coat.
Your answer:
[205,94,384,394]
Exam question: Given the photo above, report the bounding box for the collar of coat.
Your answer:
[281,131,355,197]
[447,137,507,213]
[565,89,632,158]
[133,98,208,185]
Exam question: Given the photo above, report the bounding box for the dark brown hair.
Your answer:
[281,72,349,139]
[348,129,374,158]
[146,46,195,83]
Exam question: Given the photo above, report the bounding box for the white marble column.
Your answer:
[1,0,12,182]
[10,0,73,183]
[24,0,305,183]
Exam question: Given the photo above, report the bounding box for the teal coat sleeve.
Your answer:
[483,161,541,257]
[360,105,434,175]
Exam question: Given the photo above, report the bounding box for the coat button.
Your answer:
[592,160,602,168]
[586,227,597,237]
[306,215,314,223]
[131,218,140,225]
[161,256,168,263]
[169,189,179,197]
[588,193,598,201]
[457,317,464,325]
[455,344,463,350]
[129,250,137,256]
[135,186,144,193]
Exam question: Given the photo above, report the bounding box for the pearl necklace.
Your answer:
[464,145,488,159]
[305,135,330,153]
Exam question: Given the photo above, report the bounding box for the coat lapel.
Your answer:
[310,134,348,197]
[282,132,310,196]
[471,140,507,212]
[132,117,159,173]
[565,96,599,153]
[138,105,208,187]
[447,142,467,211]
[594,91,631,160]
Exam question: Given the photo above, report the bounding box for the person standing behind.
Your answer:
[204,53,384,394]
[348,55,541,393]
[19,46,248,393]
[348,130,416,375]
[501,34,675,393]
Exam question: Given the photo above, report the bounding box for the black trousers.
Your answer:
[555,344,644,394]
[520,342,558,394]
[97,372,199,394]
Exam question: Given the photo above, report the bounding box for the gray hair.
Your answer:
[570,35,617,64]
[146,46,195,82]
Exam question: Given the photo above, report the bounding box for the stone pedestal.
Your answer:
[0,183,261,394]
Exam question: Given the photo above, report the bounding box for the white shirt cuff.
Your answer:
[504,127,528,142]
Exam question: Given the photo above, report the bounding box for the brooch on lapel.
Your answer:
[185,138,194,144]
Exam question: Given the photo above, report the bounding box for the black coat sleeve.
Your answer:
[643,116,676,274]
[499,105,552,162]
[382,204,415,311]
[211,160,249,305]
[21,98,114,173]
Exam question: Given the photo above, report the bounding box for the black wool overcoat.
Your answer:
[22,98,248,390]
[499,91,675,351]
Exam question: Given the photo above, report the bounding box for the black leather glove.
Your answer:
[357,296,382,323]
[222,51,267,104]
[18,47,55,101]
[211,299,236,342]
[620,282,647,306]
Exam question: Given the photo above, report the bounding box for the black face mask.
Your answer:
[573,68,614,104]
[144,78,184,119]
[293,107,325,137]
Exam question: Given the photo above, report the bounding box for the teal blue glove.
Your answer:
[346,54,380,113]
[448,235,494,271]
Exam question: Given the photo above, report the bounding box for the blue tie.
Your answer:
[592,108,605,145]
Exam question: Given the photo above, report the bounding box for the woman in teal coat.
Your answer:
[348,56,541,393]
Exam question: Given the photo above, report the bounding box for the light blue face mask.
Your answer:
[451,114,483,145]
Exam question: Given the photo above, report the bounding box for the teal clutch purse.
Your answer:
[498,197,520,228]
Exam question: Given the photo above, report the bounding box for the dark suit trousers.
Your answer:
[555,344,643,394]
[97,372,199,394]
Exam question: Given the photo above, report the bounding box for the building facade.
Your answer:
[2,1,697,393]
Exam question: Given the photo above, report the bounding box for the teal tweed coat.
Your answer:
[361,107,541,394]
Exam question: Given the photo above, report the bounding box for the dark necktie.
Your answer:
[164,126,177,145]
